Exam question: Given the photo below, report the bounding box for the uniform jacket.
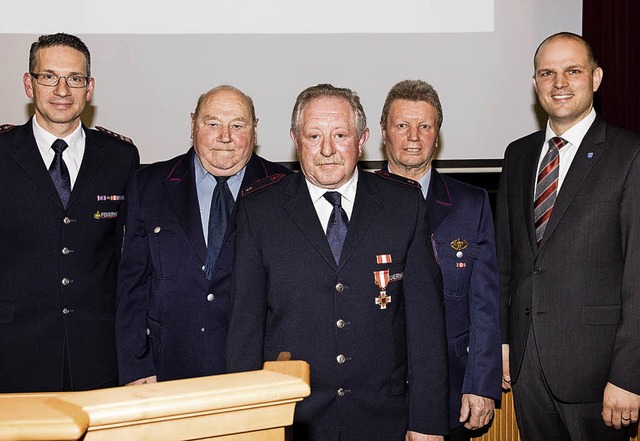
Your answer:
[227,170,449,441]
[496,117,640,402]
[0,119,139,392]
[427,169,501,427]
[115,149,291,384]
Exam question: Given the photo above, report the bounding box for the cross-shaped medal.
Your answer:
[375,291,391,309]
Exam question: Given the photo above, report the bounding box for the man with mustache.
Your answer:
[497,32,640,440]
[115,85,291,385]
[227,83,449,441]
[0,33,139,392]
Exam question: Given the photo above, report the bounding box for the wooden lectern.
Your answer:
[0,360,310,441]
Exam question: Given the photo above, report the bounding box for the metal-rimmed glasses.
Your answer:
[30,72,89,88]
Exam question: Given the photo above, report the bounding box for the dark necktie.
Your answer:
[204,176,235,280]
[49,139,71,208]
[323,191,349,264]
[534,136,567,245]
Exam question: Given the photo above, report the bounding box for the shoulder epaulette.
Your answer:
[374,169,420,189]
[0,124,16,134]
[241,173,287,197]
[95,126,133,144]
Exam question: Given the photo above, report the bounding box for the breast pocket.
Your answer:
[148,222,180,280]
[433,239,479,299]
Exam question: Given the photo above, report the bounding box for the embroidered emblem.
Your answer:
[94,210,118,219]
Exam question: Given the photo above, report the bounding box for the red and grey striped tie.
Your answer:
[534,137,567,246]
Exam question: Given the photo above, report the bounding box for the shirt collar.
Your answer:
[306,168,359,204]
[545,108,596,148]
[32,117,84,157]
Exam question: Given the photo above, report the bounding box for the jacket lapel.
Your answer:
[11,121,64,208]
[338,171,380,269]
[283,173,337,268]
[538,118,606,250]
[68,126,106,208]
[523,132,546,253]
[426,168,452,232]
[164,149,207,263]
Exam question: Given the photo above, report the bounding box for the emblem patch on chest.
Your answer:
[94,210,118,219]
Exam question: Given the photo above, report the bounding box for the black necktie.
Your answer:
[204,176,235,280]
[49,139,71,208]
[323,191,349,264]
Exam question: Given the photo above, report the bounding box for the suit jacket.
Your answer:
[116,149,291,384]
[0,119,139,392]
[227,170,449,441]
[496,117,640,402]
[427,169,501,427]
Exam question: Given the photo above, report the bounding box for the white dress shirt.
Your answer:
[306,168,359,233]
[32,118,85,189]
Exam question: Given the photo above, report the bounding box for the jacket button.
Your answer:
[525,307,531,315]
[154,226,161,233]
[63,217,72,224]
[61,277,70,286]
[337,388,345,397]
[207,293,214,301]
[336,354,346,364]
[533,267,543,275]
[146,328,150,335]
[62,308,70,315]
[335,283,344,292]
[62,247,71,255]
[336,319,345,328]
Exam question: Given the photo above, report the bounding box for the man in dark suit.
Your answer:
[380,80,501,441]
[227,83,449,441]
[115,85,291,385]
[497,32,640,440]
[0,33,139,392]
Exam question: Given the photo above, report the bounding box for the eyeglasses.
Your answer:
[30,73,89,88]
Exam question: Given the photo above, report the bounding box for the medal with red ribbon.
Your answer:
[373,270,391,309]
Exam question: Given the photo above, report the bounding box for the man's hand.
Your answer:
[459,394,495,429]
[127,375,157,386]
[405,432,443,441]
[502,344,511,391]
[602,382,640,429]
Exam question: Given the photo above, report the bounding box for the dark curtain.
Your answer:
[582,0,640,133]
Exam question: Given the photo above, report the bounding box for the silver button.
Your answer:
[63,217,72,224]
[153,226,161,234]
[146,328,150,335]
[336,319,345,328]
[62,308,70,315]
[201,327,205,332]
[62,247,71,255]
[337,388,345,397]
[202,265,206,272]
[336,354,346,364]
[466,346,470,353]
[207,293,214,301]
[456,251,464,258]
[335,283,344,292]
[61,277,70,286]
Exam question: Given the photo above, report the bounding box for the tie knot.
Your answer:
[51,139,68,154]
[323,191,342,207]
[549,137,567,150]
[214,175,230,184]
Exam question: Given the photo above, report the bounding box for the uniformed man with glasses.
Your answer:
[0,32,139,393]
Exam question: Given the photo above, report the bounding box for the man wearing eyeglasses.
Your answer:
[0,33,139,392]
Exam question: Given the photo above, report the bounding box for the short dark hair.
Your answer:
[533,32,598,73]
[194,85,257,123]
[29,33,91,76]
[380,79,443,133]
[291,83,367,139]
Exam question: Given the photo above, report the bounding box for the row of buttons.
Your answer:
[61,217,76,315]
[336,281,348,395]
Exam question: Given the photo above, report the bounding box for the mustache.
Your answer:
[314,156,345,166]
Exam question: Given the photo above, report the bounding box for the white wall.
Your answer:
[0,0,581,166]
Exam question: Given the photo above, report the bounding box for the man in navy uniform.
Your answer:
[380,80,501,441]
[0,33,139,392]
[227,83,449,441]
[116,85,292,385]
